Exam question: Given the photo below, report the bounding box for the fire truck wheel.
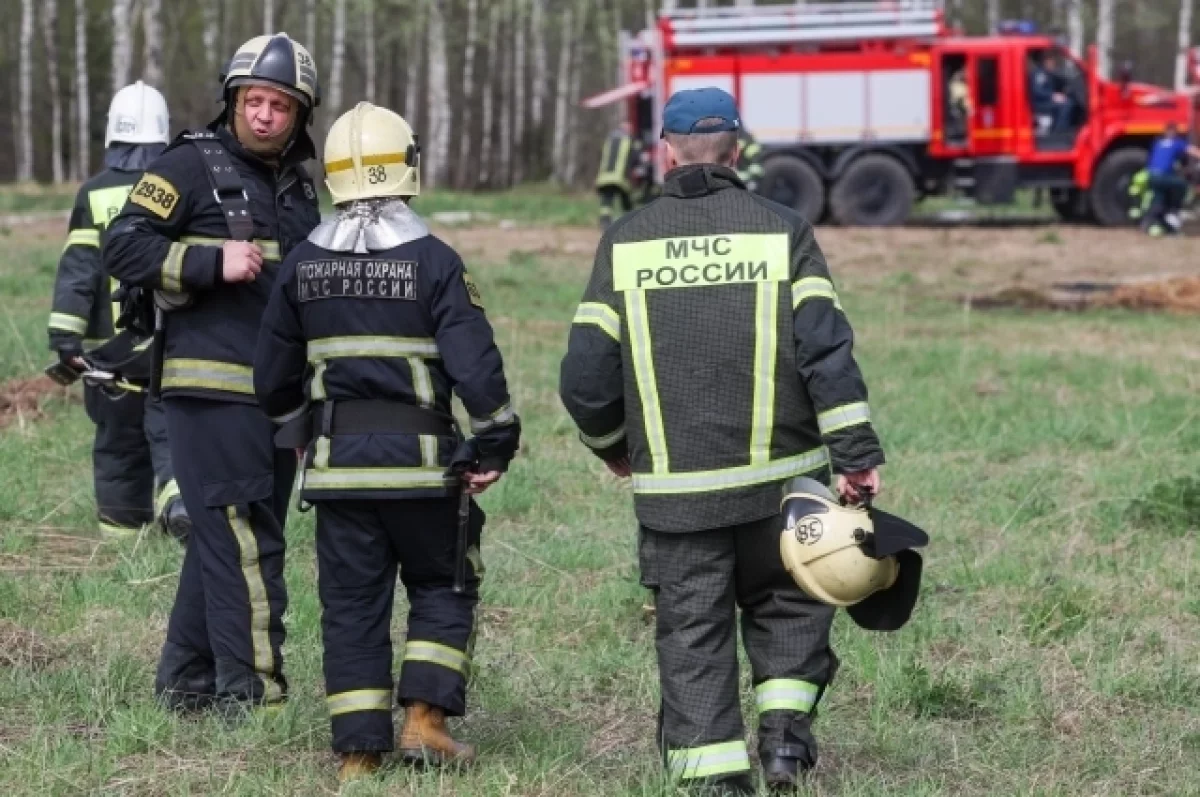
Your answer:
[1090,147,1148,227]
[761,156,826,224]
[830,154,915,227]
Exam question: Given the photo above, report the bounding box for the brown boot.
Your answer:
[397,701,477,767]
[337,752,382,783]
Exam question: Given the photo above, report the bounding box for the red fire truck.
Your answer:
[582,0,1192,226]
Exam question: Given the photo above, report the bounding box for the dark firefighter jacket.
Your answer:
[102,125,321,403]
[253,231,521,501]
[559,164,885,533]
[596,131,639,193]
[48,168,142,354]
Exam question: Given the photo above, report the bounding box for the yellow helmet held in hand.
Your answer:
[779,477,928,631]
[324,102,421,204]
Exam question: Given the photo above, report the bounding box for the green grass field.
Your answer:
[0,193,1198,796]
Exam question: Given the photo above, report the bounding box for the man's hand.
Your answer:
[1052,92,1067,103]
[222,241,263,283]
[606,457,632,478]
[464,470,501,495]
[836,468,881,504]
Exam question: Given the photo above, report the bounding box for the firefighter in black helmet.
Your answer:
[560,87,885,795]
[103,33,322,715]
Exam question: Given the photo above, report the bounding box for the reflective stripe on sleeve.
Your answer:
[580,425,626,450]
[817,402,872,435]
[63,229,100,250]
[403,640,469,676]
[180,236,282,261]
[326,688,392,716]
[307,336,439,360]
[572,302,621,342]
[161,242,189,293]
[469,402,517,433]
[303,467,453,491]
[48,312,88,335]
[792,276,843,311]
[226,508,282,703]
[749,280,778,465]
[666,740,751,780]
[160,359,254,395]
[154,479,180,517]
[632,448,828,495]
[755,678,819,715]
[408,357,434,408]
[98,520,140,538]
[625,291,669,473]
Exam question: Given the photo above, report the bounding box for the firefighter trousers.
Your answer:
[638,514,838,783]
[154,397,295,711]
[83,384,177,537]
[315,498,484,753]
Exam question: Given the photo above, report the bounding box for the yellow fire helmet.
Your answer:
[779,477,928,631]
[222,33,320,110]
[324,102,421,204]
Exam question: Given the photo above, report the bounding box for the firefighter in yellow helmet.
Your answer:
[103,33,322,715]
[254,102,521,783]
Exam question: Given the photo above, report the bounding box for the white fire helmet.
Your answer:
[105,81,170,148]
[779,477,928,631]
[324,102,421,205]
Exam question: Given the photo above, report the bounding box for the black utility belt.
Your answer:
[275,400,457,449]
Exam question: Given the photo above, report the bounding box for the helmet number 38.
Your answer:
[367,165,388,185]
[794,517,824,545]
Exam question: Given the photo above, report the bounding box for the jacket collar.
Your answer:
[661,164,746,198]
[211,122,315,173]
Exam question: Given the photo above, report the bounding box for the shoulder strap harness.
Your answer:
[183,130,255,241]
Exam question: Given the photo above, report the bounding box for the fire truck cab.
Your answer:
[584,1,1191,227]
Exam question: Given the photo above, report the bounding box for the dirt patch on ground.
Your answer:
[0,618,62,670]
[0,375,72,429]
[432,223,600,265]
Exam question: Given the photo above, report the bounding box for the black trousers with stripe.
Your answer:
[154,397,295,710]
[84,385,175,534]
[639,514,838,773]
[315,498,483,753]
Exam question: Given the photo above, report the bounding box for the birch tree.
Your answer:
[112,0,133,93]
[564,5,586,185]
[74,0,89,179]
[1097,0,1115,79]
[17,0,34,182]
[203,1,220,75]
[456,0,479,187]
[363,0,376,101]
[479,4,500,185]
[1067,0,1084,57]
[1176,0,1195,90]
[143,0,164,88]
[305,0,317,48]
[531,0,547,130]
[427,0,449,188]
[264,0,275,32]
[986,0,999,35]
[43,0,65,183]
[552,4,573,183]
[403,3,424,130]
[499,3,514,186]
[329,0,346,119]
[513,0,527,183]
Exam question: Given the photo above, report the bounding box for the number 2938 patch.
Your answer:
[128,173,180,219]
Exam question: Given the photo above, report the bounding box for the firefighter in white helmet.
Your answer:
[46,81,189,542]
[254,102,520,782]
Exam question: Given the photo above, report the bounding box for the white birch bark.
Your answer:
[1097,0,1115,79]
[1067,0,1084,57]
[1176,0,1195,90]
[427,0,449,188]
[17,0,34,182]
[498,1,514,186]
[456,0,479,186]
[479,3,500,185]
[111,0,133,94]
[74,0,89,178]
[564,5,586,185]
[203,0,220,75]
[986,0,999,35]
[43,0,65,183]
[530,0,547,130]
[142,0,163,88]
[552,3,572,183]
[363,0,376,101]
[264,0,275,32]
[306,0,317,48]
[403,2,424,129]
[513,0,526,183]
[329,0,346,117]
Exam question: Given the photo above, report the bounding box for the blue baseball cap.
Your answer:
[661,87,741,137]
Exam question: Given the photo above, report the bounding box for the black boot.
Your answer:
[154,641,215,713]
[159,497,191,543]
[759,712,818,792]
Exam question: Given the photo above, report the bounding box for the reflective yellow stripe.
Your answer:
[580,425,626,450]
[817,402,872,435]
[572,302,621,341]
[792,276,844,311]
[161,358,254,395]
[98,520,140,538]
[304,467,453,491]
[419,435,439,467]
[755,678,819,714]
[314,436,331,470]
[632,448,829,495]
[64,228,100,250]
[469,402,517,433]
[403,640,468,676]
[226,508,282,703]
[179,236,282,261]
[307,336,439,360]
[154,479,180,517]
[613,234,789,292]
[48,312,88,335]
[408,357,434,408]
[161,242,189,293]
[749,281,778,465]
[625,291,669,473]
[310,361,328,401]
[667,741,751,780]
[326,688,392,716]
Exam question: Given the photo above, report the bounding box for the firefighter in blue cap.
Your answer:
[560,86,888,794]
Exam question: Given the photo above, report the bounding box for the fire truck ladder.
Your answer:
[663,1,943,49]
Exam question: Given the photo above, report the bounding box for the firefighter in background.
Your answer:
[254,102,521,782]
[104,33,322,714]
[48,82,189,541]
[595,122,646,229]
[560,88,885,794]
[1141,122,1200,236]
[736,127,766,193]
[1029,50,1072,133]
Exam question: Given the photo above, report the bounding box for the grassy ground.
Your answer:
[0,193,1198,796]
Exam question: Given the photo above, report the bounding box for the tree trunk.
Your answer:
[456,0,479,187]
[74,0,89,179]
[363,0,376,101]
[203,0,220,76]
[17,0,34,182]
[552,3,573,184]
[1177,0,1195,90]
[564,7,585,186]
[111,0,133,93]
[42,0,65,183]
[427,0,449,188]
[499,1,515,186]
[264,0,275,32]
[513,0,526,183]
[1097,0,1115,79]
[986,0,1000,35]
[531,0,547,130]
[142,0,163,88]
[1067,0,1084,57]
[305,0,317,51]
[403,2,424,130]
[329,0,346,119]
[479,3,500,185]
